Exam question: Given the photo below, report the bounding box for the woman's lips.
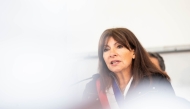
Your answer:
[110,60,121,65]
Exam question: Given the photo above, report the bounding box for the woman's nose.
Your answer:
[109,49,117,57]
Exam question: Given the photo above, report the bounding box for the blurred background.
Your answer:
[0,0,190,109]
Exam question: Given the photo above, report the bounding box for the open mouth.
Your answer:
[110,60,120,65]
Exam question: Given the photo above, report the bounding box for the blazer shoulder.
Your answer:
[85,73,100,90]
[82,74,100,98]
[150,73,175,96]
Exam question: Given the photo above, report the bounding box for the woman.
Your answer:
[81,28,187,109]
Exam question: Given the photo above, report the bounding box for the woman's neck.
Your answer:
[115,71,132,93]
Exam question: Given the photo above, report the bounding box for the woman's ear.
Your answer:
[132,49,135,59]
[132,54,135,59]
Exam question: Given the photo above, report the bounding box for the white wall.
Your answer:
[0,0,190,108]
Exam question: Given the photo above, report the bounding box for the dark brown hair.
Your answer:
[148,52,165,71]
[98,28,170,91]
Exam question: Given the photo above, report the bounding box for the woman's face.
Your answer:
[103,37,135,74]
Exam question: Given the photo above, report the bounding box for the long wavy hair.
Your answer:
[98,28,170,91]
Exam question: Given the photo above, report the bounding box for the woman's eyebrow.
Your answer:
[104,42,119,47]
[104,45,109,47]
[114,42,120,45]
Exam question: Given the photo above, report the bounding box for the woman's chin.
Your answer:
[110,69,121,74]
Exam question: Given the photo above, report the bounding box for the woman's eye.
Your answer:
[117,45,124,48]
[103,48,109,52]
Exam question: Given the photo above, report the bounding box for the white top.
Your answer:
[123,76,133,96]
[106,76,133,109]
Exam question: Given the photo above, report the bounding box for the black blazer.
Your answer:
[81,73,190,109]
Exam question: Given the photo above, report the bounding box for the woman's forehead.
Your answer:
[103,35,132,50]
[104,37,120,46]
